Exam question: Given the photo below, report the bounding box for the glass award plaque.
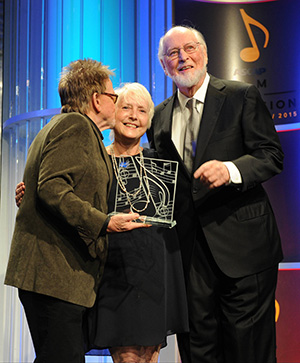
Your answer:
[109,155,178,228]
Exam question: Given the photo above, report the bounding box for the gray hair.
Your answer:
[158,26,208,62]
[115,83,154,128]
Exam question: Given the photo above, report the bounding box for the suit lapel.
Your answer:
[158,94,183,162]
[194,77,226,169]
[100,138,113,195]
[90,121,113,194]
[159,95,175,135]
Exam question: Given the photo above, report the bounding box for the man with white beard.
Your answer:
[147,26,284,363]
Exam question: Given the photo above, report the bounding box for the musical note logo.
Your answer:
[240,9,269,62]
[275,299,280,322]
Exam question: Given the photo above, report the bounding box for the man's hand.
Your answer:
[15,182,25,207]
[107,213,151,233]
[193,160,230,189]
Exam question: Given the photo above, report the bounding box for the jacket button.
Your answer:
[193,187,198,194]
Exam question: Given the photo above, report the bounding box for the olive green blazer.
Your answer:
[5,112,113,307]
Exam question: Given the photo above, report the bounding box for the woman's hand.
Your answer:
[107,213,151,232]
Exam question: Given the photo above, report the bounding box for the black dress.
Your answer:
[86,149,189,354]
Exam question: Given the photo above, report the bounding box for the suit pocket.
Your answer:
[236,200,269,221]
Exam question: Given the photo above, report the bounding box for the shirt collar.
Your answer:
[177,73,210,111]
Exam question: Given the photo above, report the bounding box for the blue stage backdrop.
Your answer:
[1,1,174,362]
[173,1,300,361]
[3,0,173,147]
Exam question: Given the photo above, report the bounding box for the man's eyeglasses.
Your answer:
[164,42,201,60]
[102,92,118,104]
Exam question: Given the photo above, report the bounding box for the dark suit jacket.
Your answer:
[5,113,113,307]
[147,75,284,278]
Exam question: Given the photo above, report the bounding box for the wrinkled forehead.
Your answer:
[163,29,198,50]
[117,91,149,109]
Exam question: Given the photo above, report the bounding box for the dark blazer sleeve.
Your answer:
[230,84,284,191]
[190,78,284,203]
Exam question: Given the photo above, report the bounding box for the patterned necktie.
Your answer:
[184,98,197,173]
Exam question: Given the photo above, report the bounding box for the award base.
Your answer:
[109,212,177,229]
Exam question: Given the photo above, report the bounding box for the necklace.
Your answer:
[110,144,151,213]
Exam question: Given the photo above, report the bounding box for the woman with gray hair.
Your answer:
[86,82,189,362]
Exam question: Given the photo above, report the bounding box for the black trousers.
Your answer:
[178,230,278,363]
[19,289,87,363]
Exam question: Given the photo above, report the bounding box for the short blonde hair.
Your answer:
[59,59,114,114]
[115,83,154,128]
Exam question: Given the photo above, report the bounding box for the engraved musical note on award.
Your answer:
[109,153,178,228]
[240,9,269,62]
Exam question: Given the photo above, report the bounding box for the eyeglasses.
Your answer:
[102,92,118,104]
[164,42,201,60]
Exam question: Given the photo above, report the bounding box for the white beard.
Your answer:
[169,67,206,89]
